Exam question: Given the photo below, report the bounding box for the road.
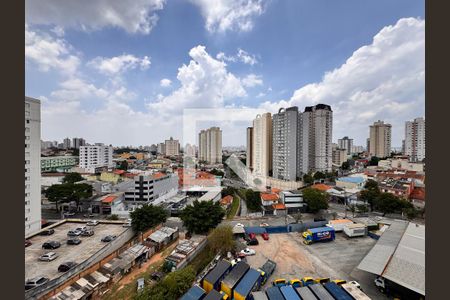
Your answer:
[239,195,248,217]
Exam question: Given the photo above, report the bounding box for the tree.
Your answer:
[341,161,350,170]
[356,204,369,214]
[302,188,329,214]
[403,206,419,221]
[364,179,379,190]
[117,160,128,171]
[292,210,303,223]
[243,189,262,212]
[44,182,92,210]
[208,225,235,255]
[360,179,380,211]
[369,156,380,166]
[180,200,225,234]
[71,183,93,208]
[44,184,72,210]
[209,168,224,177]
[303,174,314,185]
[349,204,356,217]
[107,214,119,220]
[62,172,83,184]
[313,171,326,181]
[222,186,237,197]
[130,204,168,232]
[374,193,405,216]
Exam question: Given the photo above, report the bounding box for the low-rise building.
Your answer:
[279,190,307,213]
[336,176,366,190]
[41,156,78,173]
[379,178,414,199]
[124,173,178,204]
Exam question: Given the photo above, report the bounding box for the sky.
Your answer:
[25,0,425,148]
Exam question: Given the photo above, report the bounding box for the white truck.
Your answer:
[326,219,354,232]
[343,223,367,237]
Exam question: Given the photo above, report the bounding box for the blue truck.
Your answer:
[280,285,301,300]
[302,227,335,245]
[323,282,353,300]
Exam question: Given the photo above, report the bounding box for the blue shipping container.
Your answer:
[181,285,206,300]
[280,285,301,300]
[323,282,353,300]
[234,268,262,299]
[266,286,285,300]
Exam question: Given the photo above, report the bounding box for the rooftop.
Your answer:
[261,192,279,201]
[337,176,365,184]
[311,184,332,191]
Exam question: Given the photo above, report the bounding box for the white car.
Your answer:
[349,280,362,290]
[39,252,58,262]
[86,220,99,226]
[240,248,256,256]
[75,226,87,232]
[235,223,245,227]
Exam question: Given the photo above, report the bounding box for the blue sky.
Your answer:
[25,0,425,147]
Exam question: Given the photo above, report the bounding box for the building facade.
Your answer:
[184,143,196,157]
[25,97,41,236]
[405,117,425,162]
[79,144,114,173]
[369,120,392,158]
[124,173,179,203]
[252,113,272,176]
[332,148,347,166]
[41,156,78,172]
[246,127,253,170]
[63,137,71,149]
[338,136,353,155]
[198,127,222,164]
[165,137,180,156]
[157,142,166,155]
[72,137,86,149]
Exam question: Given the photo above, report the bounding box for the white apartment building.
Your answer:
[246,127,253,170]
[184,143,196,157]
[252,113,272,176]
[338,136,353,155]
[405,117,425,162]
[198,127,222,164]
[124,173,179,203]
[79,144,114,173]
[25,97,41,236]
[369,120,392,158]
[165,137,180,156]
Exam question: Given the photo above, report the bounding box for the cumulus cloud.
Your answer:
[25,25,80,75]
[190,0,265,32]
[260,17,424,146]
[25,0,166,34]
[87,54,151,76]
[242,74,263,87]
[216,48,258,65]
[160,78,172,87]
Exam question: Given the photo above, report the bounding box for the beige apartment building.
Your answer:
[165,137,180,156]
[252,113,272,176]
[198,127,222,164]
[369,120,392,158]
[246,127,253,170]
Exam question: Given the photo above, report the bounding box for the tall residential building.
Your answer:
[79,143,114,173]
[369,120,392,158]
[165,137,180,156]
[252,113,272,176]
[338,136,353,155]
[302,104,333,173]
[405,117,425,162]
[332,148,347,166]
[246,127,253,170]
[63,137,71,149]
[149,144,157,154]
[184,143,196,157]
[198,127,222,164]
[72,137,86,149]
[272,107,300,181]
[25,97,41,236]
[157,142,166,155]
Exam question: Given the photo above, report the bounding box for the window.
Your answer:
[26,119,30,124]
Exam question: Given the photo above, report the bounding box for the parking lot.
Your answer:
[25,222,129,282]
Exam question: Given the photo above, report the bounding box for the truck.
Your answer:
[202,260,232,293]
[326,219,354,232]
[272,278,287,287]
[265,286,284,300]
[280,285,301,300]
[295,286,318,300]
[301,277,315,287]
[204,289,228,300]
[181,285,206,300]
[233,268,263,300]
[308,283,335,300]
[221,261,250,297]
[343,223,367,238]
[341,283,371,300]
[323,282,353,300]
[252,291,269,300]
[302,227,335,245]
[257,259,276,285]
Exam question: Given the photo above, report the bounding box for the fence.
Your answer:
[243,221,328,235]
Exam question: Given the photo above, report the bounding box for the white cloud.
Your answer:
[25,0,166,34]
[87,54,151,76]
[190,0,265,33]
[242,74,263,87]
[160,78,172,87]
[25,25,80,75]
[260,17,425,146]
[216,48,258,65]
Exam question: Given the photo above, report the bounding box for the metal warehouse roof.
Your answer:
[222,261,249,288]
[203,260,232,285]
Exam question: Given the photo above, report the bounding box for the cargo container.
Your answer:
[302,227,335,245]
[341,283,371,300]
[204,289,225,300]
[323,282,353,300]
[308,284,334,300]
[252,291,269,300]
[295,286,318,300]
[301,277,315,287]
[234,268,263,300]
[280,285,301,300]
[343,223,367,238]
[202,260,232,292]
[221,261,250,297]
[326,219,354,232]
[181,285,206,300]
[258,259,277,285]
[265,286,284,300]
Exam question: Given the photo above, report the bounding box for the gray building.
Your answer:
[63,137,71,149]
[124,173,178,203]
[246,127,253,170]
[338,136,353,155]
[72,137,86,149]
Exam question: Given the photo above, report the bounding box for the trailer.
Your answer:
[181,285,206,300]
[326,219,353,232]
[308,284,334,300]
[204,289,225,300]
[265,286,284,300]
[341,283,371,300]
[323,282,353,300]
[302,227,335,245]
[280,285,301,300]
[220,261,250,297]
[233,268,263,300]
[202,260,232,293]
[257,259,277,285]
[252,291,269,300]
[343,223,367,238]
[295,286,318,300]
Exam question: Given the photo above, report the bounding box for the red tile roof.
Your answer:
[102,195,117,204]
[271,188,282,193]
[153,172,167,179]
[410,187,425,201]
[220,195,233,205]
[113,170,125,175]
[311,184,331,191]
[272,203,286,210]
[261,193,279,201]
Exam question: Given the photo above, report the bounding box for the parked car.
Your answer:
[86,220,99,226]
[348,280,362,290]
[247,238,259,246]
[40,229,55,236]
[39,252,58,262]
[260,223,269,227]
[240,248,256,256]
[67,238,82,245]
[101,235,117,242]
[42,241,61,249]
[64,212,76,217]
[25,240,32,247]
[75,226,87,232]
[123,221,132,228]
[81,229,94,236]
[25,276,49,290]
[67,230,82,237]
[248,233,256,240]
[236,223,245,227]
[58,262,77,272]
[261,232,269,240]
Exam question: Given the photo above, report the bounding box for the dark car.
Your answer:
[67,238,81,245]
[25,276,49,290]
[42,241,61,249]
[247,238,259,246]
[25,240,32,247]
[314,217,327,222]
[81,229,94,236]
[101,235,117,242]
[58,262,77,272]
[40,229,55,236]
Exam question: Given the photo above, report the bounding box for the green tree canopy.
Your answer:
[130,204,168,232]
[302,173,314,185]
[209,168,224,177]
[44,182,92,210]
[364,179,379,190]
[313,171,326,180]
[369,156,380,166]
[222,186,237,197]
[341,161,350,170]
[208,225,235,255]
[117,160,128,171]
[302,187,329,213]
[243,189,262,212]
[180,200,225,234]
[62,172,84,184]
[374,193,409,216]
